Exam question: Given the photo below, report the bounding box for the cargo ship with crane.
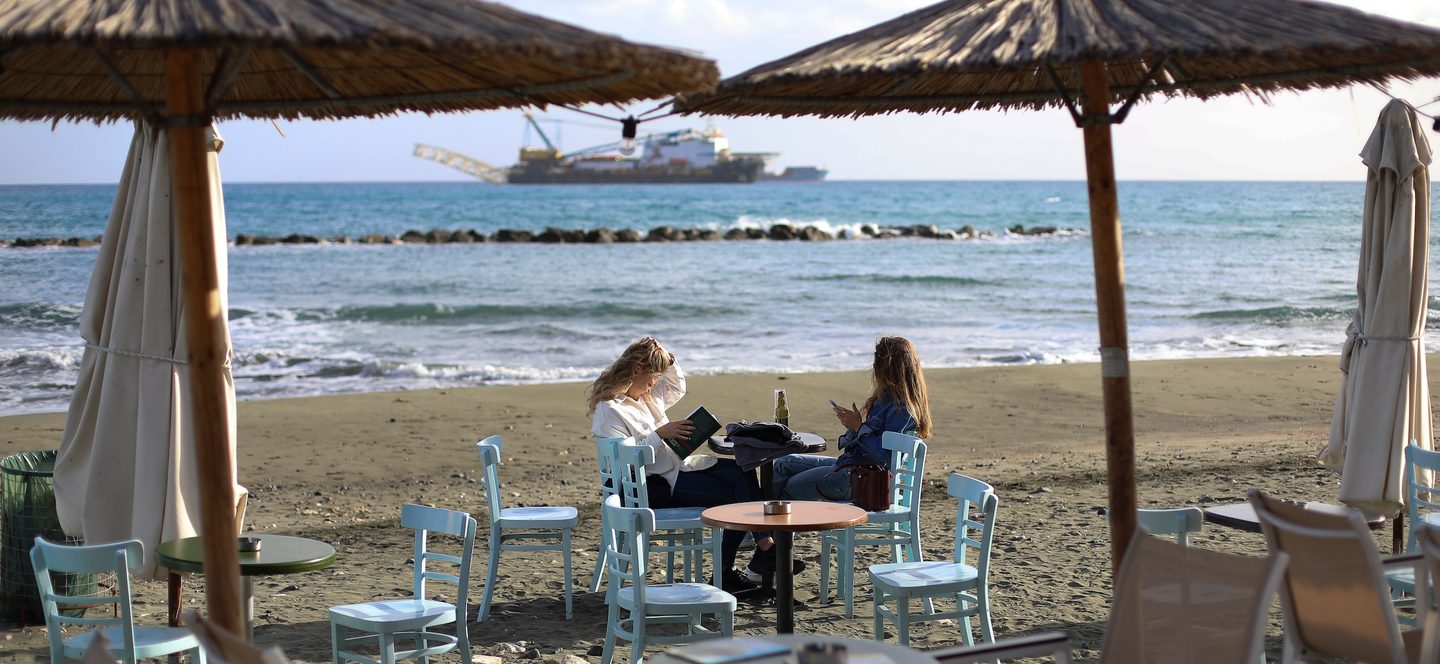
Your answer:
[414,114,771,184]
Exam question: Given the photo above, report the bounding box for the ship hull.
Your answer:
[508,159,764,184]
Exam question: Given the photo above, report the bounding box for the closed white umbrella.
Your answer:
[1321,98,1433,516]
[54,122,242,578]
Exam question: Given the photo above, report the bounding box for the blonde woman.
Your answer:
[773,336,933,501]
[589,337,798,590]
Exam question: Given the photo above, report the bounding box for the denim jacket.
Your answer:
[836,394,915,469]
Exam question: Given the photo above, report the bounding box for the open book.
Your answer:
[664,405,722,459]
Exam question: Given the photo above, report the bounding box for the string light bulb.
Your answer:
[619,116,639,156]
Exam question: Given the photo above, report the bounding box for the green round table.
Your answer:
[156,534,336,638]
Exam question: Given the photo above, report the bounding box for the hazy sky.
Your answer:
[0,0,1437,184]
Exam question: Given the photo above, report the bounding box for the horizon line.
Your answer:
[0,177,1377,187]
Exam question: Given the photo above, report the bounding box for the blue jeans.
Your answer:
[664,458,767,570]
[773,454,852,501]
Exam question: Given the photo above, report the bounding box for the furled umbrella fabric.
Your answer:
[1321,99,1432,516]
[55,122,240,578]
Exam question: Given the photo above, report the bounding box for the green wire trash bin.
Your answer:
[1,450,96,623]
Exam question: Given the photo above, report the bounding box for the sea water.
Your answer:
[0,180,1430,414]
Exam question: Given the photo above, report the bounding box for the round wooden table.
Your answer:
[1202,501,1386,533]
[156,534,336,639]
[702,501,866,634]
[653,634,938,663]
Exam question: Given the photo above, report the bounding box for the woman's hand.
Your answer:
[833,402,863,432]
[657,419,695,441]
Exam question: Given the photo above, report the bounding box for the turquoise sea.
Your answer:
[0,180,1432,415]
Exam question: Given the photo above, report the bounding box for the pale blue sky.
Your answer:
[0,0,1437,184]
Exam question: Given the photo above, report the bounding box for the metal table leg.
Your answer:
[776,531,794,634]
[242,576,254,640]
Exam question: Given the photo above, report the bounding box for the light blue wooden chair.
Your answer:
[1387,441,1440,622]
[590,435,627,593]
[600,495,736,664]
[820,431,928,617]
[476,435,580,620]
[1136,507,1204,546]
[614,442,713,584]
[869,472,998,648]
[329,504,476,664]
[31,537,205,663]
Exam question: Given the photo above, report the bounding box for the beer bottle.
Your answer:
[774,389,789,427]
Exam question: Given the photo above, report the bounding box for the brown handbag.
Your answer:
[849,463,893,512]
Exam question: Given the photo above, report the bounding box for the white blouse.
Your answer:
[591,363,688,487]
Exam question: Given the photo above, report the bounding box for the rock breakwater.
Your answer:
[5,224,1075,249]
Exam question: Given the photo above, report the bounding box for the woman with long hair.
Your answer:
[589,337,799,590]
[773,336,932,501]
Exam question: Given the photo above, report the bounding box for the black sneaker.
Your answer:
[722,567,762,593]
[743,547,808,582]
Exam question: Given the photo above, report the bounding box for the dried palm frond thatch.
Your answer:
[0,0,717,122]
[677,0,1440,117]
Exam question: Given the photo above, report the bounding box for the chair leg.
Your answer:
[331,620,343,664]
[959,595,975,648]
[842,529,856,618]
[192,646,207,664]
[977,588,994,644]
[632,613,647,664]
[479,531,501,621]
[562,528,574,620]
[820,530,833,604]
[380,632,397,664]
[711,526,724,586]
[590,538,609,593]
[458,611,473,664]
[601,603,619,664]
[896,595,910,647]
[873,585,885,641]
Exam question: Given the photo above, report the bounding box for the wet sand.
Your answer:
[0,355,1404,662]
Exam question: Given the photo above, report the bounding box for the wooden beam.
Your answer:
[280,48,342,100]
[91,47,149,108]
[205,48,251,109]
[1078,59,1136,579]
[165,48,244,637]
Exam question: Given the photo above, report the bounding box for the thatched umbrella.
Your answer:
[0,0,715,634]
[675,0,1440,574]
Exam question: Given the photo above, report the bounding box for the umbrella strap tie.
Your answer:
[87,343,187,365]
[1353,332,1420,345]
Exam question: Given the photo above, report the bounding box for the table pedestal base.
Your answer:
[166,571,255,640]
[776,531,794,634]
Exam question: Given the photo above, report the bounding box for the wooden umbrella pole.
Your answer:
[166,48,244,636]
[1078,60,1137,577]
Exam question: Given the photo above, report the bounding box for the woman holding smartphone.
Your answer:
[588,336,797,590]
[773,336,933,501]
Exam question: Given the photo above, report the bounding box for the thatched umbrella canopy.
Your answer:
[677,0,1440,575]
[0,0,715,636]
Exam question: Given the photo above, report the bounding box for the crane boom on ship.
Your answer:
[412,144,507,183]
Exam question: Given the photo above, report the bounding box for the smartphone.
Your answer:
[828,398,842,410]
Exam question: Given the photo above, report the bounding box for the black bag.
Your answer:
[849,463,892,512]
[725,420,794,444]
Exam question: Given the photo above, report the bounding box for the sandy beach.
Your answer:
[0,354,1400,662]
